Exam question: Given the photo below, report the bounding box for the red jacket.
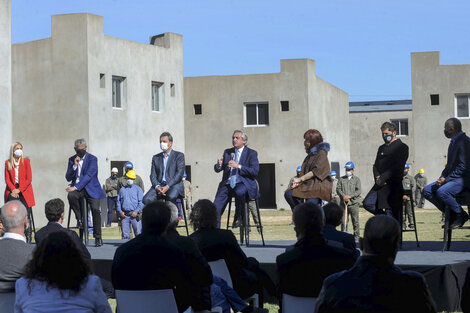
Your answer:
[4,158,35,207]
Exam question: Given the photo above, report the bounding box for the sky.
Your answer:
[11,0,470,101]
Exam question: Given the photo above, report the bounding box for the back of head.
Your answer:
[167,202,179,230]
[45,198,65,222]
[1,200,27,234]
[362,215,400,260]
[323,202,343,227]
[190,199,219,231]
[24,231,90,292]
[142,201,171,235]
[293,202,325,239]
[446,117,462,133]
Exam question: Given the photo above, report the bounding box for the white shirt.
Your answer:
[2,232,26,243]
[14,159,20,184]
[236,146,245,169]
[73,154,86,184]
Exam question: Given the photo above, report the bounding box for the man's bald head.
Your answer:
[362,215,400,260]
[1,200,28,234]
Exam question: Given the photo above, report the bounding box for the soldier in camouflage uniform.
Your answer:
[402,163,416,229]
[336,162,361,240]
[330,171,340,205]
[414,168,427,208]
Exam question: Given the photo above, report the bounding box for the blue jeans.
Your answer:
[284,189,321,211]
[210,275,247,313]
[423,179,465,214]
[121,215,142,239]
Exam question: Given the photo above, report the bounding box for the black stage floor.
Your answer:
[88,240,470,312]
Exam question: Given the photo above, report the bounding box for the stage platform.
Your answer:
[88,240,470,312]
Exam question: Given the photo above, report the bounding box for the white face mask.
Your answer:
[14,149,23,157]
[346,171,353,177]
[127,179,134,186]
[160,142,169,151]
[331,176,336,180]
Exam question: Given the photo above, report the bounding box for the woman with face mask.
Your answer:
[284,129,332,212]
[4,141,35,242]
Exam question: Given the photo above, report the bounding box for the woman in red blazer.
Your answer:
[4,141,35,241]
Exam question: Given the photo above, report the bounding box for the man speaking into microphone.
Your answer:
[213,130,260,228]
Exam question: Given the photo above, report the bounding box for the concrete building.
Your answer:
[0,0,12,196]
[12,13,184,226]
[184,59,349,210]
[349,100,414,193]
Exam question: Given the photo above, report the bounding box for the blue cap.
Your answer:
[330,171,337,176]
[296,166,302,172]
[183,172,187,177]
[405,163,410,169]
[345,161,355,170]
[125,161,133,169]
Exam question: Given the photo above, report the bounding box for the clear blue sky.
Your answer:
[11,0,470,101]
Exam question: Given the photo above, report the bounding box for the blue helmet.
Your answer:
[296,166,302,172]
[183,172,187,177]
[330,170,337,176]
[125,161,134,169]
[345,161,355,170]
[405,163,410,169]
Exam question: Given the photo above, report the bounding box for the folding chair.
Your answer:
[281,293,317,313]
[115,289,178,313]
[0,292,15,313]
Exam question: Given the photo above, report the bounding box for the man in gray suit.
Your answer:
[0,200,34,292]
[143,132,185,206]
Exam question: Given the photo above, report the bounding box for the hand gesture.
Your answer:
[228,160,239,168]
[217,157,223,168]
[74,156,81,166]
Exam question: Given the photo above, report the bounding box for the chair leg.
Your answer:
[410,195,419,247]
[244,201,250,247]
[226,199,232,230]
[67,206,72,229]
[181,197,189,236]
[255,199,265,246]
[81,197,89,246]
[443,207,451,252]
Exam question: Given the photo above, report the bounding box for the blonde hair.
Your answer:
[8,142,23,171]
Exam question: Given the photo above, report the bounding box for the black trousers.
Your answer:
[67,189,102,239]
[7,191,33,241]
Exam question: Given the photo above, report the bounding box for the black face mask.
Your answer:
[75,149,86,158]
[382,133,393,144]
[444,129,452,139]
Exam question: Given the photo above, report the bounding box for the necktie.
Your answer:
[229,149,239,188]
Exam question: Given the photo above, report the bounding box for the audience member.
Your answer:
[322,202,360,259]
[315,215,437,313]
[0,200,34,292]
[112,201,193,313]
[116,170,143,239]
[276,203,355,302]
[15,232,111,312]
[189,199,276,301]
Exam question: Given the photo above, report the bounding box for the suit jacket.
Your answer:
[65,152,106,199]
[35,222,91,259]
[149,150,185,196]
[214,146,260,199]
[111,233,193,313]
[441,132,470,183]
[315,256,437,313]
[0,237,35,292]
[276,236,355,298]
[323,224,360,260]
[4,158,35,207]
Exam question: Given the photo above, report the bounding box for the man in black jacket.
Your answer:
[315,215,437,313]
[363,122,409,222]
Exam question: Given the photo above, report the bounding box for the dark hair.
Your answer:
[23,232,91,293]
[160,132,173,142]
[446,117,462,132]
[293,202,324,237]
[190,199,219,231]
[323,202,343,227]
[380,122,397,133]
[142,201,171,235]
[303,129,323,148]
[45,198,65,222]
[362,215,400,258]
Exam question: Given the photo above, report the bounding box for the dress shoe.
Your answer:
[232,219,242,228]
[95,238,103,247]
[450,212,469,229]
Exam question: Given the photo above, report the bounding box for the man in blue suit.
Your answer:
[65,138,106,247]
[143,132,185,206]
[214,130,260,228]
[423,118,470,229]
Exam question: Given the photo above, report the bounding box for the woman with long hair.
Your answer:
[4,141,35,242]
[15,231,112,313]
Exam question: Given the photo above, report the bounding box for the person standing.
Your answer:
[142,132,185,206]
[183,172,193,211]
[4,142,35,243]
[336,161,361,240]
[65,138,106,247]
[363,122,409,223]
[116,170,144,240]
[118,161,145,192]
[105,168,119,227]
[287,166,302,190]
[330,171,340,205]
[402,163,416,229]
[415,168,427,208]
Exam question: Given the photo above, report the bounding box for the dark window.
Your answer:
[390,119,409,136]
[430,94,439,106]
[100,73,105,88]
[456,94,470,118]
[281,101,289,111]
[245,102,269,126]
[170,83,175,97]
[193,104,202,115]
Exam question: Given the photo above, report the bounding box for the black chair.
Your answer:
[401,192,419,247]
[442,191,470,251]
[67,197,90,246]
[176,196,189,236]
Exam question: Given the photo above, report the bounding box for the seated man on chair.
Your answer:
[214,130,259,228]
[423,118,470,229]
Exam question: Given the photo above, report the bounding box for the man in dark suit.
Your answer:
[276,203,355,301]
[424,118,470,228]
[112,201,193,313]
[35,198,91,259]
[143,132,185,206]
[214,130,260,228]
[65,138,106,247]
[315,215,437,313]
[0,200,35,292]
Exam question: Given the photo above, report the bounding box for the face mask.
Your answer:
[404,171,408,176]
[331,176,336,180]
[346,171,353,177]
[14,149,23,157]
[382,133,393,144]
[182,177,186,181]
[127,179,134,186]
[444,129,452,139]
[420,173,424,177]
[160,142,169,151]
[75,148,86,158]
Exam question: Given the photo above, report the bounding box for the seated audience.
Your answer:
[111,201,193,313]
[276,202,355,299]
[0,200,34,292]
[189,199,276,301]
[322,202,360,259]
[15,232,111,312]
[315,215,437,313]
